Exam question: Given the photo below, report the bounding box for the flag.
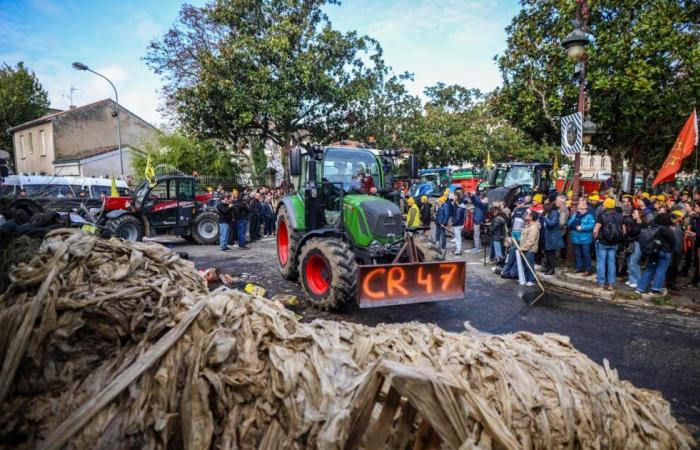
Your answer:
[110,176,119,197]
[486,150,493,168]
[652,109,698,187]
[553,153,559,176]
[145,154,156,186]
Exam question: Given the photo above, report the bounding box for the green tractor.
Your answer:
[276,142,465,310]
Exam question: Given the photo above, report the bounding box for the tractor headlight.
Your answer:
[369,240,385,256]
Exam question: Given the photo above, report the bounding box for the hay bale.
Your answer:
[0,229,694,449]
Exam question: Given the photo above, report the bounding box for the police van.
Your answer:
[64,176,130,198]
[0,174,73,197]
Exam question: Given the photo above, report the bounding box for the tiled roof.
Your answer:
[53,145,121,163]
[7,99,114,133]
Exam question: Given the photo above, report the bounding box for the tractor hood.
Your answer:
[487,186,520,208]
[349,196,403,239]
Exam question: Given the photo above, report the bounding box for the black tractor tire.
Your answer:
[105,215,144,242]
[276,205,301,281]
[298,237,358,311]
[414,235,445,262]
[191,211,219,245]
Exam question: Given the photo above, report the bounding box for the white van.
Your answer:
[65,176,130,198]
[0,175,73,197]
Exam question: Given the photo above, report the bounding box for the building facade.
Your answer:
[8,99,156,178]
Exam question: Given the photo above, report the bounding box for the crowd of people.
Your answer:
[214,186,283,251]
[407,187,700,294]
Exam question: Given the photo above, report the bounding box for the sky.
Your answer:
[0,0,520,127]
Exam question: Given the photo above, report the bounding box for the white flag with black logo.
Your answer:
[561,112,582,155]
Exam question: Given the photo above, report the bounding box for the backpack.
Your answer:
[639,226,662,257]
[599,212,621,244]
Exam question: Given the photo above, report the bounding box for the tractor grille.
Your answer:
[360,201,403,238]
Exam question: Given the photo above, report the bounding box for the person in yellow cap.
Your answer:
[593,196,622,290]
[532,193,544,213]
[435,195,451,249]
[405,197,421,228]
[419,195,431,228]
[641,192,650,199]
[666,209,685,290]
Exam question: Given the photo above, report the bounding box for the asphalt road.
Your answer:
[162,236,700,436]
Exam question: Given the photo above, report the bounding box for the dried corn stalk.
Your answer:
[0,229,694,449]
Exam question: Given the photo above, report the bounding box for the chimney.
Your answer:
[69,105,76,110]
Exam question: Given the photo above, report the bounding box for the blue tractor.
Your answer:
[408,168,461,198]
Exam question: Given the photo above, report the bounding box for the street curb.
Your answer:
[538,272,700,314]
[538,273,615,300]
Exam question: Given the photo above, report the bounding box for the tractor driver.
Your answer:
[348,169,375,194]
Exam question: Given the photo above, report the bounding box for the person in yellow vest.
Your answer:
[405,197,421,228]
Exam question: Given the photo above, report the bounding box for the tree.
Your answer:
[402,83,548,167]
[132,131,242,180]
[0,62,50,166]
[495,0,700,182]
[145,0,389,177]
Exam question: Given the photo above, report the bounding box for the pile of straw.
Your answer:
[0,229,694,449]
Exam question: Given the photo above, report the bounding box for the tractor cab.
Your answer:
[486,162,552,208]
[132,176,197,229]
[409,168,453,198]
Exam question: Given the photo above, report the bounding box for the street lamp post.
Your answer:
[72,62,123,177]
[561,0,594,204]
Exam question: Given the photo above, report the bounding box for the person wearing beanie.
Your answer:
[519,209,541,286]
[419,195,432,229]
[405,197,421,228]
[531,193,544,213]
[665,210,685,290]
[451,196,467,255]
[636,213,676,295]
[593,196,622,290]
[470,192,488,253]
[435,195,451,249]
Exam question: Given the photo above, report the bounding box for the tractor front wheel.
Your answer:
[298,237,357,311]
[277,205,301,281]
[105,215,144,242]
[191,211,219,245]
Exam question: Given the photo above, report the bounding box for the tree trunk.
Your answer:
[608,145,627,196]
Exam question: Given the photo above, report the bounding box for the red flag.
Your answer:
[652,109,698,187]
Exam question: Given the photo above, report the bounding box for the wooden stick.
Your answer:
[38,300,207,450]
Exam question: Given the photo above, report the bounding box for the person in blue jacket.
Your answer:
[541,202,564,275]
[470,192,488,253]
[435,196,451,249]
[568,202,595,275]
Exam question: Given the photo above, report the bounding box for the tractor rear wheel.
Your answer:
[192,211,219,245]
[414,235,444,262]
[105,215,144,241]
[277,205,300,281]
[298,237,357,311]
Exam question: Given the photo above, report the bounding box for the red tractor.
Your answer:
[98,175,219,244]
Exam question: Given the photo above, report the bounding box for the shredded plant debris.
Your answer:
[0,229,694,449]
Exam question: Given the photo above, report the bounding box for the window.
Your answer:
[28,132,34,155]
[19,135,25,158]
[322,148,380,193]
[176,180,195,201]
[589,155,595,168]
[39,130,47,156]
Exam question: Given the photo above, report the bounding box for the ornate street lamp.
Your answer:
[562,23,590,62]
[582,117,598,144]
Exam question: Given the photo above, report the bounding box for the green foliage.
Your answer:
[132,132,241,180]
[495,0,700,173]
[250,137,268,183]
[0,62,49,164]
[401,84,548,168]
[146,0,388,157]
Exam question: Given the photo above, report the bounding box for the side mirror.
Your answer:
[488,168,498,186]
[290,147,302,176]
[408,154,419,179]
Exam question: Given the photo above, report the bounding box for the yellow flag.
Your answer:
[486,150,493,168]
[110,176,119,197]
[553,153,559,176]
[145,154,156,186]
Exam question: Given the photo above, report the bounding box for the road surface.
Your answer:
[162,236,700,436]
